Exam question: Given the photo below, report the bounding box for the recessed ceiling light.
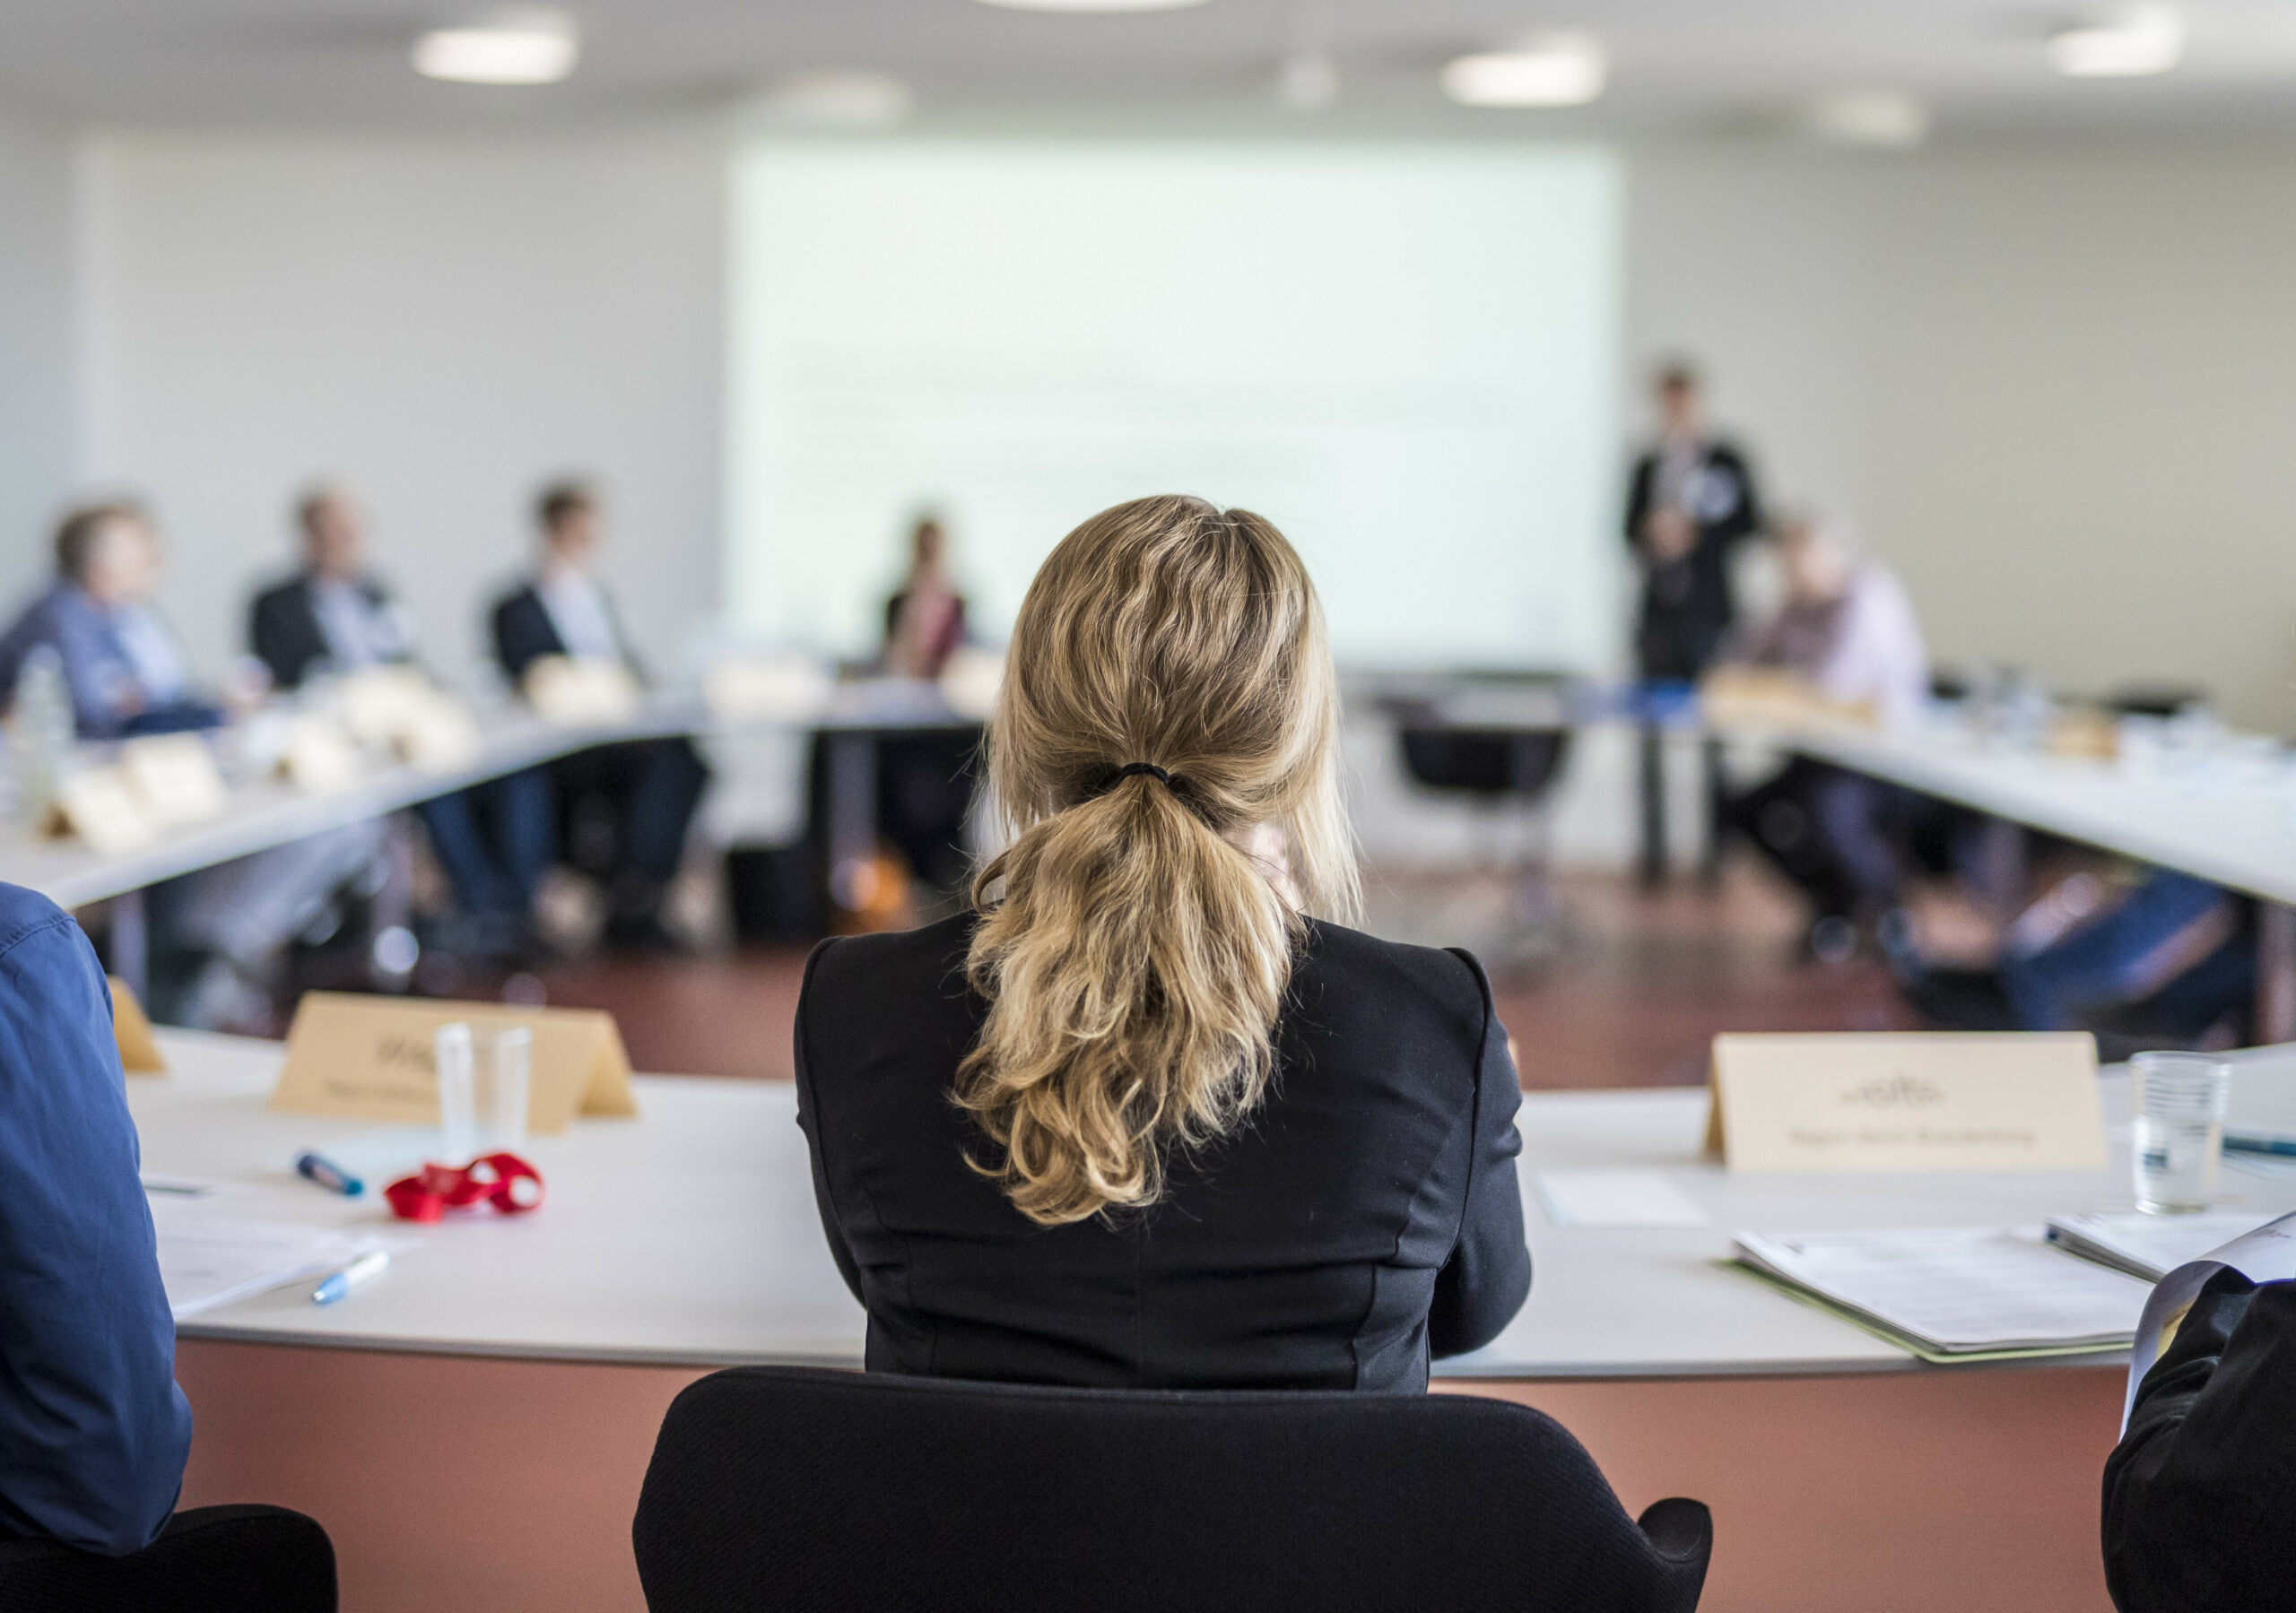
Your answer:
[2047,4,2185,77]
[972,0,1210,12]
[1806,90,1930,149]
[1440,36,1607,109]
[413,10,578,85]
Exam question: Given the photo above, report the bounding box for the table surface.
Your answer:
[131,1030,2296,1380]
[0,682,979,911]
[1748,715,2296,907]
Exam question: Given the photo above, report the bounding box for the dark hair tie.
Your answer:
[1082,761,1203,816]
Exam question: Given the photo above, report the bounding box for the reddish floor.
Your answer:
[534,862,1914,1088]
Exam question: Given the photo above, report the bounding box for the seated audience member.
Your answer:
[2106,1269,2296,1612]
[491,481,709,949]
[796,495,1530,1391]
[1720,513,1928,961]
[0,503,222,736]
[0,503,393,1030]
[251,485,548,952]
[873,515,980,896]
[0,882,191,1553]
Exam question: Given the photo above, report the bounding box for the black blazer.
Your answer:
[1622,439,1763,680]
[794,913,1531,1393]
[2104,1270,2296,1613]
[248,574,401,691]
[490,581,648,688]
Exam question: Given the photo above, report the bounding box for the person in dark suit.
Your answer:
[250,485,548,950]
[871,515,980,896]
[2104,1270,2296,1612]
[796,495,1529,1392]
[0,881,192,1553]
[1623,364,1764,681]
[1622,362,1764,886]
[490,481,709,949]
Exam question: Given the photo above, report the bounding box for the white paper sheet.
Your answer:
[149,1200,387,1320]
[1735,1226,2152,1354]
[2047,1211,2278,1281]
[1536,1170,1709,1229]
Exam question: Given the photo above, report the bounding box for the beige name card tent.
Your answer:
[109,976,165,1073]
[271,992,638,1133]
[1706,1032,2105,1173]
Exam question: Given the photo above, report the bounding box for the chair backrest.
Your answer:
[1397,727,1573,799]
[633,1366,1709,1613]
[0,1504,335,1613]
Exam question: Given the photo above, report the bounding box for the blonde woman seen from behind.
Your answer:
[794,495,1530,1392]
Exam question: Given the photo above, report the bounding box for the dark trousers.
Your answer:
[415,773,554,916]
[543,738,710,892]
[1729,757,1904,922]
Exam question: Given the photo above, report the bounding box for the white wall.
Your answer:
[1628,144,2296,731]
[0,109,78,611]
[76,132,726,692]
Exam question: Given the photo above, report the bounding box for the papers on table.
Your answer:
[149,1197,395,1320]
[1733,1227,2152,1360]
[2046,1211,2279,1282]
[1535,1170,1709,1229]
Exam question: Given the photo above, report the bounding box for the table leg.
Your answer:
[825,732,878,917]
[110,888,148,1003]
[1699,734,1727,887]
[2258,901,2296,1045]
[1637,720,1667,888]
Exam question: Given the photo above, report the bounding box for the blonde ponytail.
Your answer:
[958,496,1358,1226]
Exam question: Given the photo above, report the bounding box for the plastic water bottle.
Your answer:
[10,646,74,829]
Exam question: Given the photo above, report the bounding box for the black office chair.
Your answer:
[0,1504,336,1613]
[632,1366,1711,1613]
[1384,689,1576,950]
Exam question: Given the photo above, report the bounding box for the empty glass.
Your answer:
[2132,1052,2231,1214]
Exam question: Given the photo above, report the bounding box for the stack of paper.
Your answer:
[2046,1211,2277,1282]
[149,1199,384,1321]
[1733,1227,2152,1361]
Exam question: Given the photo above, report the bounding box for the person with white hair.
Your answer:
[1721,512,1930,963]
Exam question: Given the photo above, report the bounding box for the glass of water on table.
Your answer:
[2132,1051,2231,1213]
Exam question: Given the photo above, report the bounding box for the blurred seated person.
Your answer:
[1717,513,1928,963]
[0,502,222,737]
[251,485,548,954]
[0,882,192,1554]
[0,503,394,1030]
[867,515,979,898]
[491,481,709,950]
[1907,854,2253,1052]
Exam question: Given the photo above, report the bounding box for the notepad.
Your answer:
[1733,1226,2151,1357]
[1536,1170,1709,1228]
[2046,1211,2279,1282]
[149,1200,389,1320]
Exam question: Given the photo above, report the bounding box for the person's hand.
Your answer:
[1643,507,1694,564]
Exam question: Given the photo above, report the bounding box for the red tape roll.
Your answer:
[384,1152,545,1223]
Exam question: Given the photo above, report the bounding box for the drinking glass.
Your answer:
[2132,1051,2231,1214]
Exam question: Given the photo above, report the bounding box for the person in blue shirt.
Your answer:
[0,882,192,1553]
[0,502,222,738]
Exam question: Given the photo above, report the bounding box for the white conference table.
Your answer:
[1738,712,2296,1037]
[0,682,980,984]
[139,1028,2296,1612]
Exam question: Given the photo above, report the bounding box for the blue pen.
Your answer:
[2225,1133,2296,1158]
[311,1249,390,1305]
[296,1151,364,1197]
